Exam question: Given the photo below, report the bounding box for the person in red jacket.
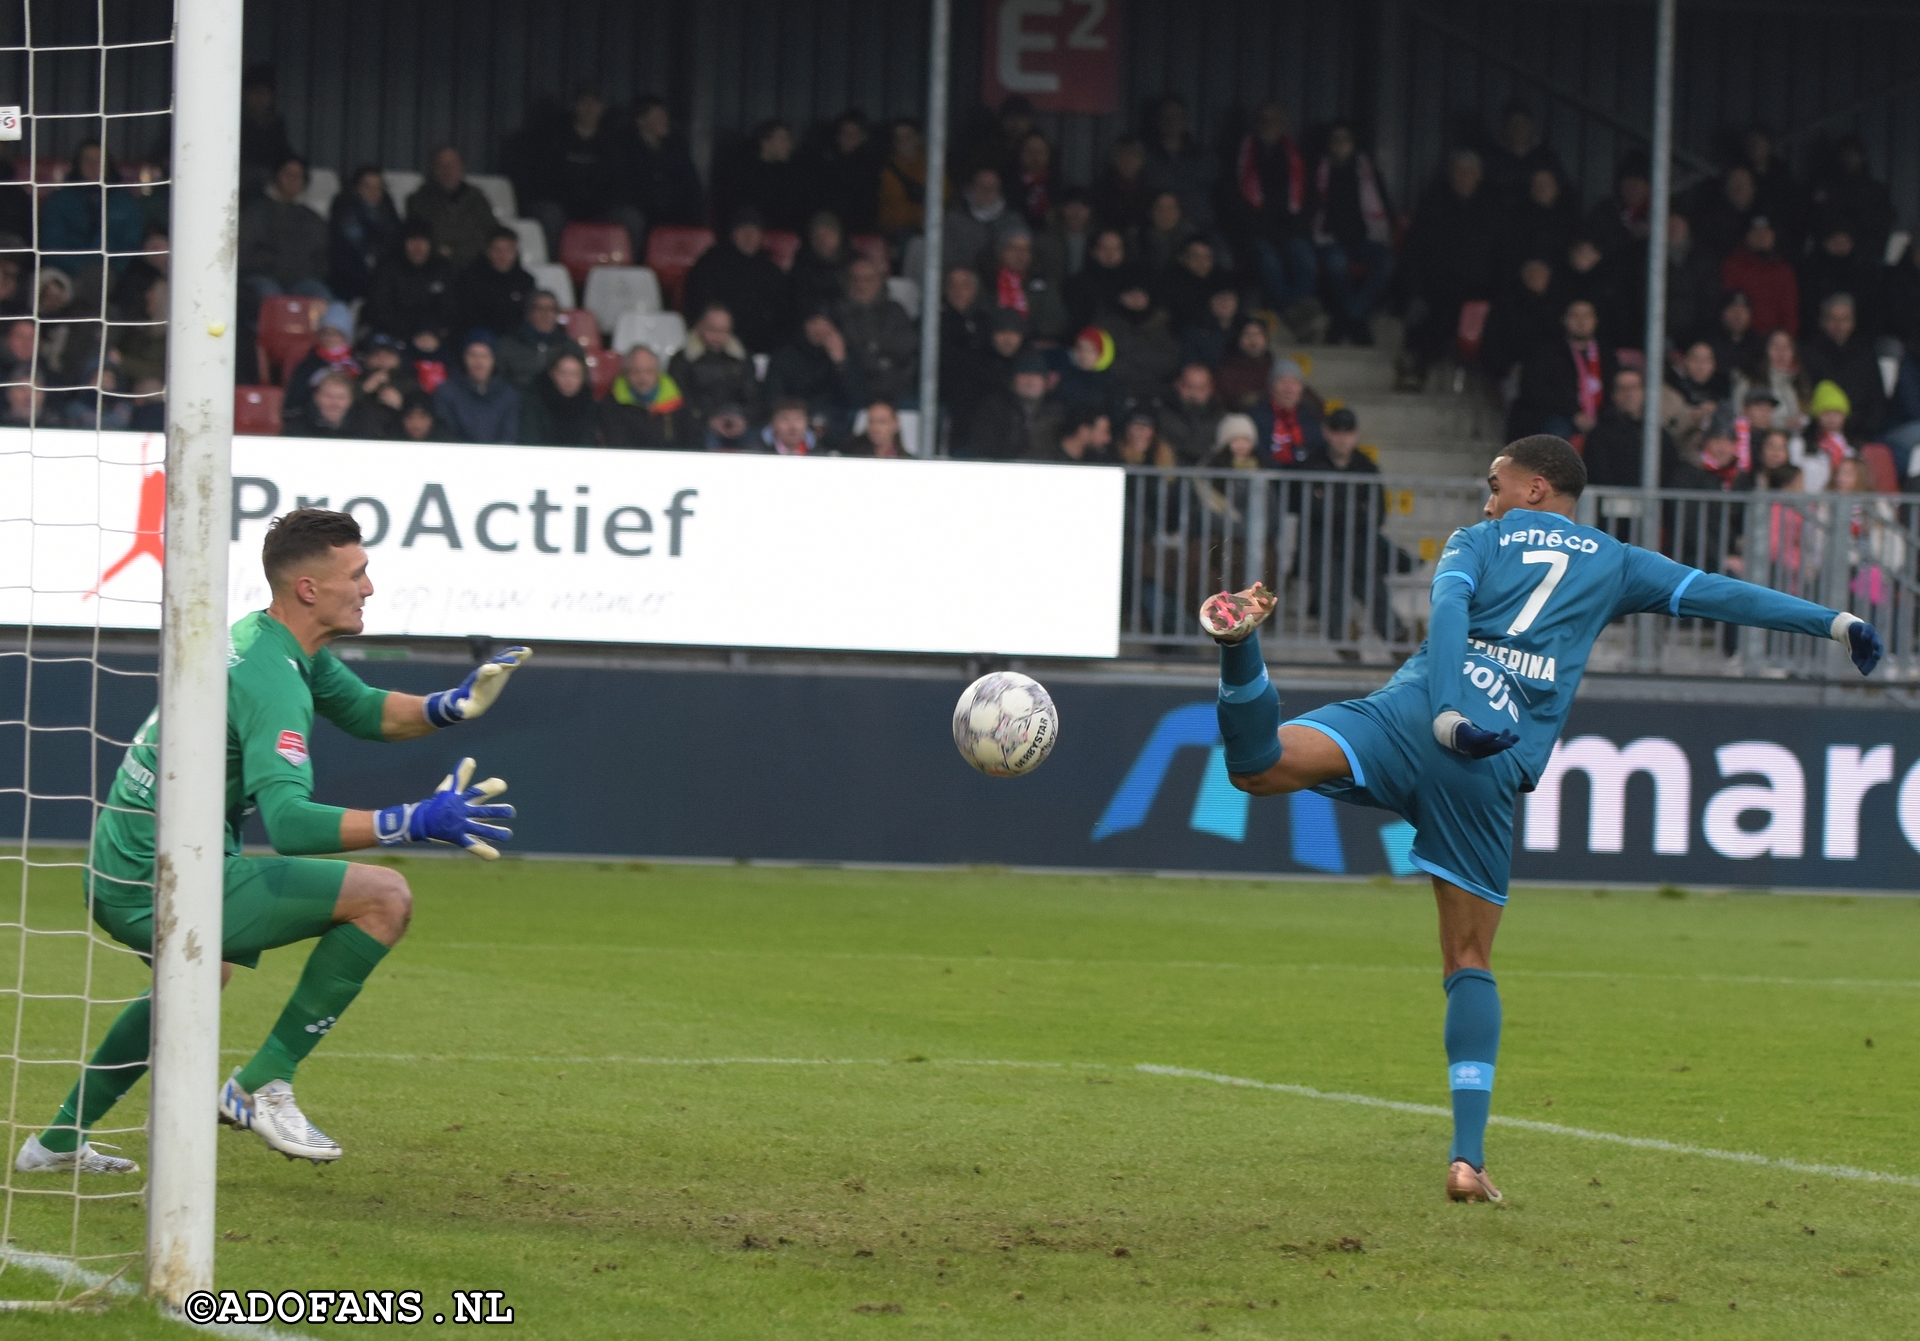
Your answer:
[1720,214,1799,336]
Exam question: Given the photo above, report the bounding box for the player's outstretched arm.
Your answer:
[345,757,516,859]
[377,647,535,741]
[1668,571,1882,676]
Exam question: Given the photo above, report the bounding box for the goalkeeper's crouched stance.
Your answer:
[16,508,531,1174]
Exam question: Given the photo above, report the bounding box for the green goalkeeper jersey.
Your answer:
[93,611,390,906]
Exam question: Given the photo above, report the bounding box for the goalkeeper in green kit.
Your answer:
[16,508,530,1172]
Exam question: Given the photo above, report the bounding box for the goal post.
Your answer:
[147,0,241,1306]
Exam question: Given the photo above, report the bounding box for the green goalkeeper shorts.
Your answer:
[85,854,347,971]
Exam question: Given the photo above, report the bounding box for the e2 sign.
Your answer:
[980,0,1123,115]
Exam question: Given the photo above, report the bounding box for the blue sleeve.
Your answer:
[1612,547,1838,635]
[1675,571,1839,637]
[1426,528,1480,722]
[1427,578,1471,722]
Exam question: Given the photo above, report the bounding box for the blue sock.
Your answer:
[1443,968,1501,1169]
[1217,630,1281,775]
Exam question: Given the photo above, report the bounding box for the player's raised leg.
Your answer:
[1435,877,1504,1202]
[220,861,411,1163]
[1203,584,1355,794]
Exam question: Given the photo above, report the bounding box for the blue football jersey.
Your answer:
[1384,507,1839,784]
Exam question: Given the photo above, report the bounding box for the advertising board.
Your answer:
[0,429,1124,658]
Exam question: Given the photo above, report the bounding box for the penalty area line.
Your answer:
[1139,1065,1920,1189]
[278,1051,1920,1189]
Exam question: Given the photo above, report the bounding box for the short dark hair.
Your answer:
[263,508,362,588]
[1503,435,1587,499]
[769,396,809,418]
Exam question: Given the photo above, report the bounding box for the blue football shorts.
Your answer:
[1286,680,1527,905]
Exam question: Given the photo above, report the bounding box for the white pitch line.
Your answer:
[427,942,1920,991]
[0,1249,317,1340]
[1137,1065,1920,1188]
[256,1051,1920,1189]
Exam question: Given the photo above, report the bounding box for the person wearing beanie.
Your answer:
[1803,378,1854,493]
[1252,355,1325,466]
[280,302,363,425]
[432,329,519,444]
[1304,406,1378,475]
[1206,411,1262,469]
[1054,325,1117,414]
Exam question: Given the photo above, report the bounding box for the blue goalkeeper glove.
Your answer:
[1834,614,1883,677]
[424,647,532,727]
[374,758,514,860]
[1433,710,1519,760]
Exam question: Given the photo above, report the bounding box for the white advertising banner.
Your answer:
[1,429,1125,657]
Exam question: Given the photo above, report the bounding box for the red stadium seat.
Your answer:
[1455,300,1491,366]
[1860,442,1900,494]
[762,230,801,272]
[644,225,714,309]
[557,308,602,351]
[849,234,889,270]
[253,295,328,386]
[583,347,618,399]
[234,385,284,436]
[558,222,632,287]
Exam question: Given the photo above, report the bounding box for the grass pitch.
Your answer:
[2,856,1919,1338]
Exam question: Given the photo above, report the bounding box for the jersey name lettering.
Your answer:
[1468,637,1556,682]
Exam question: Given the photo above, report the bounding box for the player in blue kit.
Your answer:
[1204,435,1884,1203]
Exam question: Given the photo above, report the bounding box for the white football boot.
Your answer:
[218,1071,342,1164]
[14,1132,138,1175]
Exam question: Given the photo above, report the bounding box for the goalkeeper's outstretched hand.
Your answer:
[374,758,514,859]
[424,647,532,727]
[1434,710,1519,760]
[1836,615,1883,677]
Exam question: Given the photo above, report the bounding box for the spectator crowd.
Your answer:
[9,68,1920,502]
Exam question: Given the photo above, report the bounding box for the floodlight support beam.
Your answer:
[916,0,952,457]
[1639,0,1677,493]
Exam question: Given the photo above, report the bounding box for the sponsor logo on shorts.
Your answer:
[275,730,309,766]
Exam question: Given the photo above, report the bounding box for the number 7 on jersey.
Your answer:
[1506,550,1569,635]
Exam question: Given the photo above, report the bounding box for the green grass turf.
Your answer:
[2,853,1919,1338]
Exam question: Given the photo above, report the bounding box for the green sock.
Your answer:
[235,924,389,1093]
[41,994,152,1154]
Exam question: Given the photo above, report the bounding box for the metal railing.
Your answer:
[1118,466,1920,682]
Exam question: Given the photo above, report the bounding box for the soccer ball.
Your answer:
[953,672,1059,777]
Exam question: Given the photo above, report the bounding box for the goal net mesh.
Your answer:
[0,0,176,1306]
